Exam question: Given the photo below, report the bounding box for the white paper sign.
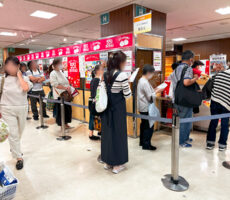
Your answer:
[134,13,152,34]
[79,55,85,78]
[153,51,162,71]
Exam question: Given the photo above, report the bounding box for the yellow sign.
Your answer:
[134,13,152,34]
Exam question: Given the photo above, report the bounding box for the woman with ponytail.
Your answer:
[101,51,131,174]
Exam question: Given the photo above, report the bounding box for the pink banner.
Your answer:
[17,33,133,62]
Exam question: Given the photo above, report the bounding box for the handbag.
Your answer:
[175,67,202,108]
[95,81,108,113]
[202,76,215,100]
[55,88,73,102]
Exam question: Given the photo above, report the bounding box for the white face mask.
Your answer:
[148,74,154,80]
[59,65,63,70]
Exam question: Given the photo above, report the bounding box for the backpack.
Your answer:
[201,76,215,100]
[175,66,202,108]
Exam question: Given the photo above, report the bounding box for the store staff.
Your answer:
[26,61,49,120]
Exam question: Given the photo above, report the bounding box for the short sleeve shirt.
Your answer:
[26,70,44,91]
[170,63,193,102]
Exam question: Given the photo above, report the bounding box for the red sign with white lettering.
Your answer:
[67,57,80,88]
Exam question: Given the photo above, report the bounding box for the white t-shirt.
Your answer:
[0,75,32,106]
[26,70,44,91]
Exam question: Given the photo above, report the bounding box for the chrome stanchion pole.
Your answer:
[57,97,71,141]
[36,94,48,129]
[161,114,189,192]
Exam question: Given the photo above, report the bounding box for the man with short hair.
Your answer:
[26,61,49,120]
[170,50,198,147]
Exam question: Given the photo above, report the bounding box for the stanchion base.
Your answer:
[36,125,49,129]
[222,161,230,169]
[56,136,72,141]
[161,174,189,192]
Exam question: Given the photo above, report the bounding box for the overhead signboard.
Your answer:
[134,12,152,34]
[100,13,109,25]
[136,5,146,16]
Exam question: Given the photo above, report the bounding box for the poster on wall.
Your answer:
[85,54,101,89]
[153,51,162,71]
[209,54,227,76]
[200,59,210,75]
[62,57,68,78]
[134,12,152,34]
[67,57,80,88]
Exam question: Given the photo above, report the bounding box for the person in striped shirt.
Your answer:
[206,68,230,151]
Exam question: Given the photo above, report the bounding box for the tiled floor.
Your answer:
[0,116,230,200]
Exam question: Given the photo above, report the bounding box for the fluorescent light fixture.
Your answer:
[30,39,37,42]
[172,37,187,42]
[30,10,57,19]
[215,6,230,15]
[74,40,83,44]
[0,32,17,36]
[0,3,3,7]
[47,47,54,49]
[18,44,25,46]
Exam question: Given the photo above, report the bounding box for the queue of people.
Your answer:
[0,49,230,173]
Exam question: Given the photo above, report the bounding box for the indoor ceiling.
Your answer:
[0,0,230,51]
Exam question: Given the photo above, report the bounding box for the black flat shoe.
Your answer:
[33,116,39,121]
[16,160,24,170]
[142,145,157,151]
[89,135,100,141]
[43,115,50,118]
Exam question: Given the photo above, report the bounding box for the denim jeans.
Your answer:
[89,113,94,131]
[207,101,230,148]
[174,104,193,145]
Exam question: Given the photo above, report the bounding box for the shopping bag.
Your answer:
[46,92,55,111]
[0,119,9,143]
[95,82,108,113]
[94,116,101,132]
[148,103,160,128]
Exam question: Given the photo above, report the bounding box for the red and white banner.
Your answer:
[17,33,133,62]
[67,57,80,88]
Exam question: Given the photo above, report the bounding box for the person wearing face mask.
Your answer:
[0,56,32,170]
[137,64,164,151]
[50,59,72,129]
[26,60,49,120]
[170,50,198,148]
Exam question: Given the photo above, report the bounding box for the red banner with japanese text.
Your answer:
[67,57,80,88]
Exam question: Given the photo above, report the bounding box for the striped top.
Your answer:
[107,71,131,98]
[211,69,230,111]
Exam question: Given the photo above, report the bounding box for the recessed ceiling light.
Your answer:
[47,47,54,49]
[63,38,67,42]
[18,43,25,46]
[74,40,83,44]
[0,2,3,7]
[30,39,37,42]
[30,10,57,19]
[172,37,187,42]
[215,6,230,15]
[0,32,17,36]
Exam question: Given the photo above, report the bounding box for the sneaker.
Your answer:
[219,146,226,151]
[180,143,192,148]
[206,143,215,150]
[16,159,24,170]
[89,135,100,141]
[112,165,126,174]
[104,164,112,170]
[186,138,193,143]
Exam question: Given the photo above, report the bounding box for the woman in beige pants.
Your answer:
[0,56,32,170]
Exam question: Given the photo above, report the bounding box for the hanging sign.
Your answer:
[134,12,152,34]
[67,57,80,88]
[18,33,133,62]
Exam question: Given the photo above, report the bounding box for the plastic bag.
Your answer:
[95,82,108,113]
[0,119,9,143]
[148,103,160,128]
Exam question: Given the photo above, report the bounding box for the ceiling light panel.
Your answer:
[30,10,57,19]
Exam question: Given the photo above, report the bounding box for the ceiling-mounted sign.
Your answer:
[100,13,109,25]
[134,12,152,34]
[136,5,147,16]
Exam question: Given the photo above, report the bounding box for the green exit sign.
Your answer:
[100,13,109,25]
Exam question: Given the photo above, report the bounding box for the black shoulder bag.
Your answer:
[201,76,215,100]
[175,67,202,108]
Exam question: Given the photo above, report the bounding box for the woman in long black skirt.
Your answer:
[101,51,131,174]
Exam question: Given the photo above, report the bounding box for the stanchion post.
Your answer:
[57,97,71,141]
[36,94,48,129]
[161,114,189,192]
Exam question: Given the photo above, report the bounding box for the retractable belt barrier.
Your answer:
[27,93,230,192]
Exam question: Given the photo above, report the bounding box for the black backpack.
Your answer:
[201,76,215,100]
[175,66,202,108]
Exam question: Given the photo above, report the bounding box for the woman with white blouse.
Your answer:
[0,56,32,170]
[50,59,72,129]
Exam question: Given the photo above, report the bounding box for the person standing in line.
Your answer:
[170,50,198,148]
[50,59,72,129]
[206,67,230,151]
[0,56,32,170]
[88,65,104,141]
[137,64,164,150]
[101,51,131,174]
[20,62,28,76]
[26,61,49,120]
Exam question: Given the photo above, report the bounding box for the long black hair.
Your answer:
[5,56,20,76]
[106,51,127,84]
[92,65,100,78]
